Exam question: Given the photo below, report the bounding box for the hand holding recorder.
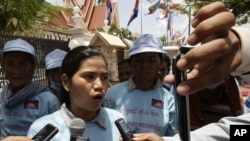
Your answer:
[31,123,58,141]
[115,118,134,141]
[164,1,239,95]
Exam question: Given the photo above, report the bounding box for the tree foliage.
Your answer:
[97,0,106,4]
[99,24,137,40]
[0,0,71,36]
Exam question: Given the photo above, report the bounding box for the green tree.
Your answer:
[99,24,136,40]
[97,0,106,4]
[0,0,70,36]
[160,34,167,46]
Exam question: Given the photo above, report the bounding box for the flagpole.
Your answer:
[166,25,169,46]
[167,13,170,46]
[171,13,173,37]
[188,5,191,35]
[140,0,143,35]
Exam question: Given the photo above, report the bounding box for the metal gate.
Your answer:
[0,35,69,87]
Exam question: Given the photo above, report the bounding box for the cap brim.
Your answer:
[3,48,38,63]
[129,47,164,56]
[46,60,63,70]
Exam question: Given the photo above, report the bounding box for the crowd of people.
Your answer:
[103,33,177,136]
[0,1,250,141]
[0,38,60,139]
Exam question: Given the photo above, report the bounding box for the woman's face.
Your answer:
[2,52,35,91]
[63,56,109,114]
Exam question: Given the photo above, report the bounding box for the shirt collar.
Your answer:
[128,77,163,91]
[60,103,107,129]
[90,108,106,128]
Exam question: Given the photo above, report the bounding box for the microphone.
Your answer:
[69,118,89,141]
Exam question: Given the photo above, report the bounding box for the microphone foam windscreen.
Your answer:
[69,118,86,137]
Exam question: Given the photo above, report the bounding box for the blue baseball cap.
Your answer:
[3,38,38,63]
[129,34,164,56]
[45,49,67,70]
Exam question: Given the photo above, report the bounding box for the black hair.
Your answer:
[163,53,171,74]
[61,46,108,106]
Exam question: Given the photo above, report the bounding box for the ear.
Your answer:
[61,73,70,92]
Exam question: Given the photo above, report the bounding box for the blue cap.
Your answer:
[45,49,67,70]
[3,38,38,63]
[129,34,164,56]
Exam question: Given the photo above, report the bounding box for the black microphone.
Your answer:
[69,118,89,141]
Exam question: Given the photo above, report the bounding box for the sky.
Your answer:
[118,0,189,37]
[46,0,189,38]
[46,0,250,37]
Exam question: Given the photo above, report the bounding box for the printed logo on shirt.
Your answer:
[24,100,39,109]
[151,99,164,109]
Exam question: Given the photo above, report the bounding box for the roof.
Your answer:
[122,38,133,48]
[89,32,128,48]
[88,5,106,32]
[44,0,120,34]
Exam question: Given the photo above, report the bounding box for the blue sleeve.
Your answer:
[47,95,60,113]
[102,87,117,109]
[165,91,177,136]
[27,119,48,138]
[37,91,60,114]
